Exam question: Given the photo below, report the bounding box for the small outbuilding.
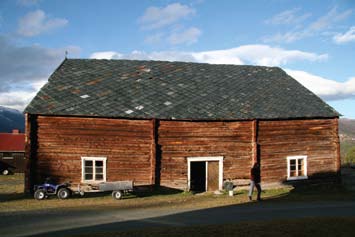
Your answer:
[0,129,25,174]
[24,59,340,192]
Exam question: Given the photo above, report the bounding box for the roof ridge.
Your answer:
[65,58,282,69]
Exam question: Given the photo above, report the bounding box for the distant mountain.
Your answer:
[0,106,25,133]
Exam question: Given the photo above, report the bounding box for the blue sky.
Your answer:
[0,0,354,118]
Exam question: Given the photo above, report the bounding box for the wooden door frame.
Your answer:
[187,156,224,191]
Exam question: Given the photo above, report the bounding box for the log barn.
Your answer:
[24,59,340,192]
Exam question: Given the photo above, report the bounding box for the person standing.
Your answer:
[248,162,261,201]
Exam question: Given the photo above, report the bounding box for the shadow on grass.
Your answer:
[2,177,355,237]
[27,184,355,237]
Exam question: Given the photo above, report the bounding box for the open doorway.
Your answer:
[190,161,206,192]
[187,156,224,192]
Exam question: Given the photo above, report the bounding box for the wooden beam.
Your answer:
[24,113,38,194]
[334,118,341,176]
[24,113,30,193]
[150,119,157,185]
[252,119,258,165]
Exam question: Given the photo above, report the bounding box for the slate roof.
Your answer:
[25,59,339,120]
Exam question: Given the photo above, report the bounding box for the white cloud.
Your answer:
[333,26,355,44]
[91,50,197,62]
[90,44,327,67]
[168,27,201,45]
[264,7,352,43]
[0,91,36,111]
[309,7,352,31]
[198,44,327,66]
[17,9,68,37]
[263,31,308,43]
[285,69,355,100]
[90,51,122,60]
[144,33,164,44]
[139,3,200,45]
[0,36,80,111]
[0,79,47,111]
[139,3,195,30]
[265,8,311,25]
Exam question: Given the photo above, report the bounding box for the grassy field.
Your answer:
[1,174,354,213]
[341,140,355,165]
[0,174,286,213]
[2,174,355,237]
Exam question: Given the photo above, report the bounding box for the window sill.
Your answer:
[81,180,106,184]
[287,176,308,181]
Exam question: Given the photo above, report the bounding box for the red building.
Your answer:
[0,129,25,174]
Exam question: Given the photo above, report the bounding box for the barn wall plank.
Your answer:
[35,116,153,186]
[258,118,339,182]
[159,120,253,190]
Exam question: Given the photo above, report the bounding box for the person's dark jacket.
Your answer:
[250,165,261,183]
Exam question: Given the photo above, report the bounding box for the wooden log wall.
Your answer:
[158,121,253,190]
[25,115,339,192]
[34,116,154,186]
[258,118,339,182]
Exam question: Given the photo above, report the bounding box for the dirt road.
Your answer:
[1,200,355,237]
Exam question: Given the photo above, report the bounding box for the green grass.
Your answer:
[72,217,355,237]
[1,174,354,213]
[341,140,355,165]
[2,174,355,237]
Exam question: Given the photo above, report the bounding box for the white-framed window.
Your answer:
[81,157,107,182]
[287,155,308,180]
[2,152,13,160]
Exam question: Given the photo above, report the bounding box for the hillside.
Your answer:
[339,118,355,164]
[0,106,25,133]
[339,118,355,139]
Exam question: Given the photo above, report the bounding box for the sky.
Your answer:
[0,0,354,118]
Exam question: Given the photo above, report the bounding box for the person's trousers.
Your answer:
[248,181,261,200]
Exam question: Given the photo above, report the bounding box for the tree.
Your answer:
[345,146,355,164]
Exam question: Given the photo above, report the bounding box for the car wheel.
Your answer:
[2,169,9,175]
[112,190,123,200]
[34,189,46,200]
[57,188,71,199]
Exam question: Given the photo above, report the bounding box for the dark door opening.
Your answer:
[190,161,206,192]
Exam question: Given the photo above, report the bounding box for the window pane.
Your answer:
[85,167,93,173]
[85,160,93,167]
[290,159,296,166]
[289,159,296,177]
[3,152,12,157]
[290,159,296,171]
[298,159,304,176]
[85,174,93,180]
[96,167,103,173]
[95,174,103,180]
[95,160,103,167]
